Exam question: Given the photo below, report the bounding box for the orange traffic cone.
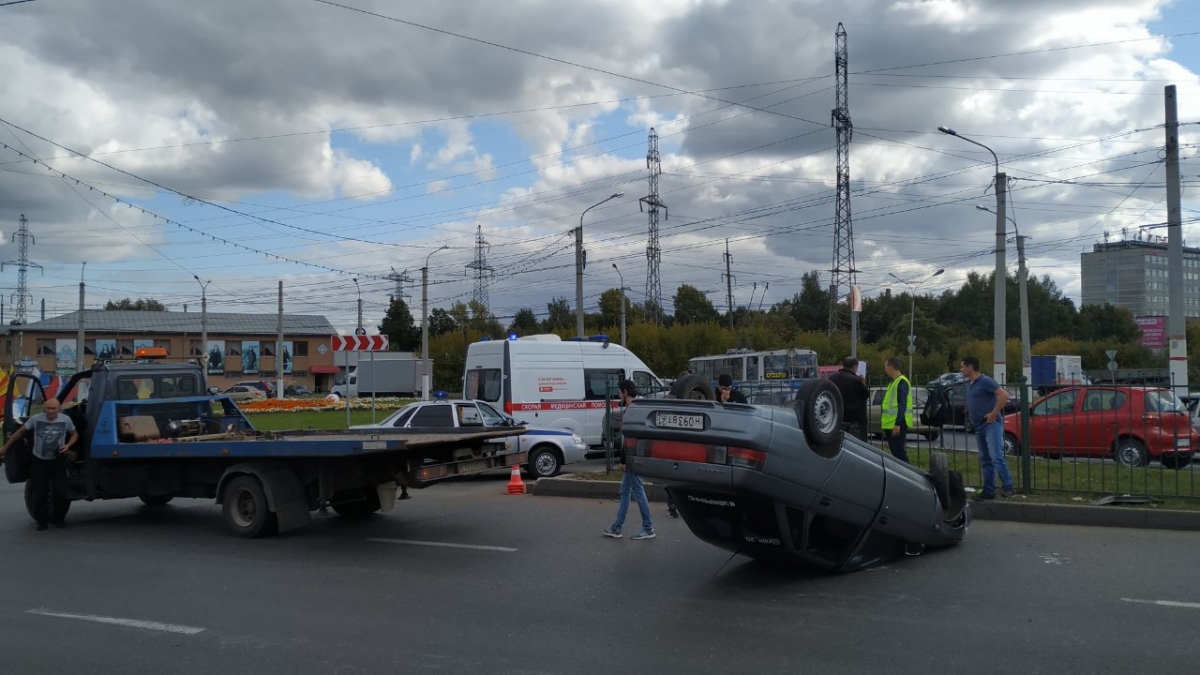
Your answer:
[506,465,526,495]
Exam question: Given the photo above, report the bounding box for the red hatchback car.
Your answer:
[1002,386,1196,469]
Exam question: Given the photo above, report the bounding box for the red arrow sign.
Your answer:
[331,335,390,351]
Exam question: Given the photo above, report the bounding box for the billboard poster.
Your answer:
[241,341,260,374]
[1136,316,1166,349]
[95,339,117,361]
[207,340,225,375]
[55,339,76,371]
[281,341,293,375]
[133,339,154,354]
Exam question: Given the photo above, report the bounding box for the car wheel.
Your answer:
[221,475,276,538]
[139,495,174,506]
[793,379,844,455]
[1002,433,1020,458]
[928,451,951,511]
[1113,438,1149,467]
[526,445,562,478]
[1160,453,1193,470]
[922,431,940,442]
[670,374,714,400]
[945,470,967,522]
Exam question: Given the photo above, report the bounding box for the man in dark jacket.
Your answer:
[716,373,748,404]
[829,356,869,441]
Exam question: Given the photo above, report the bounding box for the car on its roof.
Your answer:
[351,399,587,478]
[618,375,970,573]
[1002,386,1196,468]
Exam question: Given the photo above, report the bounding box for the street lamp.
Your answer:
[193,275,211,366]
[889,268,944,382]
[352,278,363,335]
[940,125,1007,383]
[978,204,1031,386]
[611,263,627,347]
[576,192,624,338]
[421,245,450,401]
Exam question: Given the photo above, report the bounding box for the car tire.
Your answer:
[331,488,382,519]
[139,495,174,507]
[921,431,940,441]
[1002,433,1020,458]
[1160,453,1193,470]
[793,379,844,455]
[945,470,967,522]
[1114,438,1149,467]
[670,374,714,400]
[526,445,562,478]
[928,451,951,511]
[221,475,276,538]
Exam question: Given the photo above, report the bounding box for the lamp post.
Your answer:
[421,245,449,401]
[352,278,363,335]
[889,269,944,382]
[193,275,211,365]
[978,204,1031,385]
[939,125,1007,383]
[576,192,624,338]
[611,263,627,346]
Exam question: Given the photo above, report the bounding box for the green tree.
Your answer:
[508,308,540,336]
[377,297,420,351]
[542,297,574,332]
[427,307,457,337]
[597,288,629,328]
[105,297,167,311]
[790,271,828,331]
[1077,304,1140,343]
[672,284,719,324]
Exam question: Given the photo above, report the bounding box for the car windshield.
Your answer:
[477,402,507,426]
[1144,390,1186,414]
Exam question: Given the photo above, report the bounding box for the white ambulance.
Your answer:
[462,334,665,446]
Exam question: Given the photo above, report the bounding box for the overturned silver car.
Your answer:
[620,375,970,572]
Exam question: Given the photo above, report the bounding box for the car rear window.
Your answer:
[411,405,453,426]
[1145,390,1186,414]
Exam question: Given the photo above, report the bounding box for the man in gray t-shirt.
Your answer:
[0,399,79,530]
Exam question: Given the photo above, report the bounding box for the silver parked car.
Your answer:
[351,399,587,478]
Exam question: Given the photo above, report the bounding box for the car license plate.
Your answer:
[456,460,488,474]
[1176,438,1191,448]
[655,412,704,430]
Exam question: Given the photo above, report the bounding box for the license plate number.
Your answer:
[655,412,704,430]
[456,460,488,474]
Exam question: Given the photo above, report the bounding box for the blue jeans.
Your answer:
[974,419,1014,496]
[613,469,653,533]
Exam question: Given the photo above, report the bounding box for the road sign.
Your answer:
[1105,349,1118,359]
[1107,360,1119,371]
[907,345,916,354]
[331,335,389,352]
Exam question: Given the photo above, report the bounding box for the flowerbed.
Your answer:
[238,397,414,413]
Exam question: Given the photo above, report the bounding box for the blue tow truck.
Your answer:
[2,352,526,537]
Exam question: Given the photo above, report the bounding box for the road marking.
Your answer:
[1121,598,1200,610]
[367,538,517,553]
[27,609,205,635]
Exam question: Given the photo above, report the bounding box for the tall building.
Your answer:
[1080,237,1200,319]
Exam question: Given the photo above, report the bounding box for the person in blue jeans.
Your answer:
[603,379,655,540]
[961,356,1015,501]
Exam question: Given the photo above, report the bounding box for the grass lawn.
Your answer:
[246,409,392,431]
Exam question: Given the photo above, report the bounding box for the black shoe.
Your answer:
[1001,488,1016,498]
[667,506,678,519]
[972,492,996,502]
[36,524,48,531]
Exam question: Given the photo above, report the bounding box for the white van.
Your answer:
[462,334,664,446]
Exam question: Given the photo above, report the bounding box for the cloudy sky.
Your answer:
[1,0,1198,335]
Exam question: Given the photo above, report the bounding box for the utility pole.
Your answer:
[611,263,627,347]
[1015,233,1032,385]
[422,245,449,401]
[76,262,86,372]
[829,23,857,337]
[386,266,413,306]
[466,224,494,314]
[277,280,284,400]
[2,214,41,355]
[640,128,667,323]
[722,239,734,331]
[1165,84,1189,391]
[194,275,210,368]
[577,193,624,337]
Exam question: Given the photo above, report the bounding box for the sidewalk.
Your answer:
[531,476,1200,532]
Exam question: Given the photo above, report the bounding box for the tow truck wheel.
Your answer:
[24,481,70,523]
[670,374,714,400]
[527,445,562,478]
[793,379,844,454]
[331,488,382,519]
[222,475,275,538]
[139,495,174,507]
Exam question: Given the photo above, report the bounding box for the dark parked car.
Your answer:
[284,384,312,397]
[1002,386,1196,468]
[926,382,1021,432]
[619,375,970,573]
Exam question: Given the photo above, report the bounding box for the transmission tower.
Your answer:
[828,23,856,333]
[639,128,668,323]
[386,266,413,306]
[2,214,42,326]
[465,224,494,311]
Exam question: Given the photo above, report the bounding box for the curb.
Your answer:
[532,476,1200,532]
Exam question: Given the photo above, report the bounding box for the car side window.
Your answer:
[1083,390,1125,412]
[390,408,416,427]
[632,371,656,394]
[476,402,505,426]
[1033,390,1078,416]
[457,404,483,426]
[411,405,453,427]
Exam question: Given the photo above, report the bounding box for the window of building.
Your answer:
[261,344,275,357]
[118,339,134,356]
[294,341,308,357]
[36,339,54,356]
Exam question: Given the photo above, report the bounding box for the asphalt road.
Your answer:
[0,476,1197,675]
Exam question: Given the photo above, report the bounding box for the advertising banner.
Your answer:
[95,339,117,361]
[281,341,293,375]
[55,339,76,371]
[207,340,225,375]
[241,341,260,374]
[1136,316,1166,349]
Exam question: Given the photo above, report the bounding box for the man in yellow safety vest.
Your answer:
[881,357,914,463]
